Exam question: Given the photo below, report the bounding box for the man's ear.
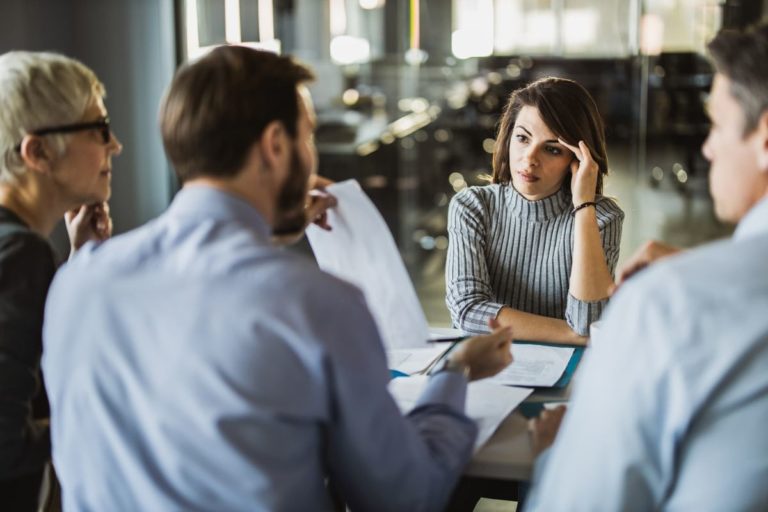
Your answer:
[19,136,53,174]
[755,110,768,173]
[258,120,290,171]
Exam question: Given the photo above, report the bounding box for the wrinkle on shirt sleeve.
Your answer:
[446,188,505,334]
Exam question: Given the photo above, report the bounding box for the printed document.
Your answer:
[428,327,466,341]
[306,180,430,348]
[489,344,574,387]
[387,346,452,375]
[388,376,533,452]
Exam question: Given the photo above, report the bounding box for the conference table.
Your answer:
[466,382,575,480]
[447,358,581,510]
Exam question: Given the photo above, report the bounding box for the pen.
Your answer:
[427,336,465,343]
[421,340,462,375]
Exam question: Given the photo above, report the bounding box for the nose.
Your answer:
[523,144,539,166]
[701,131,712,162]
[109,133,123,156]
[311,149,318,176]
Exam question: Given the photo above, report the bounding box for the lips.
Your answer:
[516,171,539,183]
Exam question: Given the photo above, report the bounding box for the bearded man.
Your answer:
[42,46,514,512]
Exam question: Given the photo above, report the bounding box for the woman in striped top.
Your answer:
[446,77,624,343]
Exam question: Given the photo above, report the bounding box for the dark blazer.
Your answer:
[0,206,56,482]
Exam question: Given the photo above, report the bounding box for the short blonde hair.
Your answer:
[0,51,105,183]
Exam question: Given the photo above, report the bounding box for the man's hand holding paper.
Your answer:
[272,174,337,245]
[450,318,514,381]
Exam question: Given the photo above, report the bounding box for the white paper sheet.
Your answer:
[388,376,533,452]
[489,344,574,388]
[428,327,466,341]
[306,180,430,348]
[387,346,451,375]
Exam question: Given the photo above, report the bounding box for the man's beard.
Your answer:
[272,147,310,236]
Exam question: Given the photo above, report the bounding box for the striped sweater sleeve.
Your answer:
[445,189,504,334]
[565,197,625,335]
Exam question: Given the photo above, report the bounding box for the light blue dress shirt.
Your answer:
[42,187,477,512]
[526,197,768,511]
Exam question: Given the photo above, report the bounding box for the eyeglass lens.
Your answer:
[98,124,111,143]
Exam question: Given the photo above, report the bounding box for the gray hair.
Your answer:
[0,51,105,183]
[707,22,768,136]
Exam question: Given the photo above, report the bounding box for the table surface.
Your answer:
[464,372,577,481]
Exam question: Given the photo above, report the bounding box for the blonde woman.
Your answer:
[0,51,121,509]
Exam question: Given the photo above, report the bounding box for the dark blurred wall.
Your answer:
[0,0,176,254]
[722,0,764,29]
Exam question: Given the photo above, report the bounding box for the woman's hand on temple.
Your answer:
[559,139,598,206]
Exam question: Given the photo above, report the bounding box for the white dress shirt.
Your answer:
[526,197,768,511]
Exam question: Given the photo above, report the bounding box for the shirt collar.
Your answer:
[505,183,571,222]
[167,186,272,240]
[734,196,768,240]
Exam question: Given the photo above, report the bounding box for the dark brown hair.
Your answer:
[492,77,608,195]
[160,45,314,183]
[707,22,768,136]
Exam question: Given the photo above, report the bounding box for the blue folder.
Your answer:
[389,340,584,388]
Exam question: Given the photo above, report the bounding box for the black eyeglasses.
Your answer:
[15,117,111,151]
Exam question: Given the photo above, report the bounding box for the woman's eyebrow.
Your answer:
[516,124,561,144]
[515,125,532,136]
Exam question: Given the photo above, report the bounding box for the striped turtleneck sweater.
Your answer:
[446,183,624,336]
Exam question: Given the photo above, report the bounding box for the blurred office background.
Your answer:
[0,0,764,326]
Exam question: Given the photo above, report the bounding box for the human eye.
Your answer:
[514,133,528,143]
[545,145,562,156]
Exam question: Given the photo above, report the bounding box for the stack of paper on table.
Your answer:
[488,344,574,388]
[428,327,466,341]
[388,376,533,452]
[388,344,574,388]
[386,346,451,375]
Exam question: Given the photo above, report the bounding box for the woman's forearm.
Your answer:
[496,306,587,345]
[569,207,614,301]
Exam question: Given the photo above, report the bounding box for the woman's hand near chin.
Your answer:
[65,201,113,256]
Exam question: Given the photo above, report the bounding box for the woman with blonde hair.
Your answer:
[0,50,121,509]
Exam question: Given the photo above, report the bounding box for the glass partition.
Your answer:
[177,0,756,325]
